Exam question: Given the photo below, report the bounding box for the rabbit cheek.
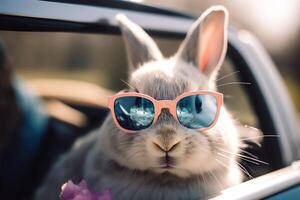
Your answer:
[122,135,151,170]
[180,127,237,175]
[173,132,214,173]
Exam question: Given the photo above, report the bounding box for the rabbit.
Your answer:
[35,6,260,200]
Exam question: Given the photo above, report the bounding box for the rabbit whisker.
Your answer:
[217,81,251,87]
[238,149,258,159]
[239,135,279,141]
[216,151,253,179]
[120,79,137,90]
[216,70,240,81]
[216,147,268,165]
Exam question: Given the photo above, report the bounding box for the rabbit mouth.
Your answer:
[160,164,175,169]
[150,163,191,178]
[158,155,176,169]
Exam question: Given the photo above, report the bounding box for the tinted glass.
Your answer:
[176,94,217,129]
[114,96,155,131]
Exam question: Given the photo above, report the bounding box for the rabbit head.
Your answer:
[101,6,240,179]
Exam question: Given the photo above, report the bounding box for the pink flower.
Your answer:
[60,180,112,200]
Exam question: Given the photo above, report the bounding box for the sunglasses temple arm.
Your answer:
[107,96,112,109]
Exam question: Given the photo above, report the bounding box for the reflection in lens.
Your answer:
[176,94,217,129]
[114,96,155,131]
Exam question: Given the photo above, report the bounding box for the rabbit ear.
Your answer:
[116,14,163,71]
[176,6,228,78]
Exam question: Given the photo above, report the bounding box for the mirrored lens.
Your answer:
[176,94,217,129]
[114,96,155,131]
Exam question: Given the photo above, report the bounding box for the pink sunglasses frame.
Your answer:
[108,90,223,133]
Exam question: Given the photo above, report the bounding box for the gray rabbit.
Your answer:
[36,6,249,200]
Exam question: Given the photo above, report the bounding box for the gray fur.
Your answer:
[116,14,163,71]
[35,6,245,200]
[176,6,228,79]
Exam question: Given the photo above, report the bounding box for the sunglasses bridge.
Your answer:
[156,100,176,117]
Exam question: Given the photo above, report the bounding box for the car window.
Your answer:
[0,31,258,127]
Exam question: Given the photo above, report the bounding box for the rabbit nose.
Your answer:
[152,140,181,153]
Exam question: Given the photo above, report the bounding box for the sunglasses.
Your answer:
[108,91,223,133]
